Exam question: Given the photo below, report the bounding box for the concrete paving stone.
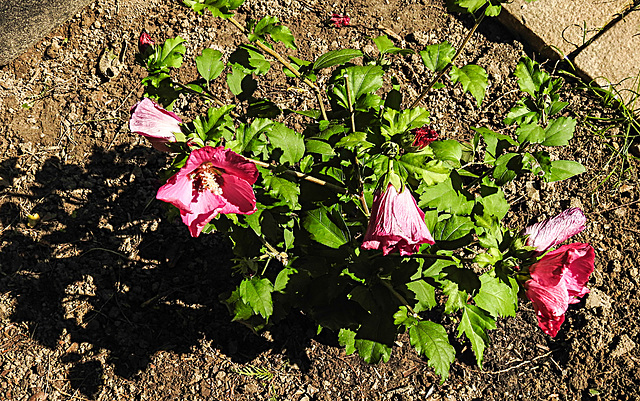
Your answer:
[498,0,635,59]
[0,0,92,66]
[573,8,640,104]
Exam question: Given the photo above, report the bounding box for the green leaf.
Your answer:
[443,281,467,314]
[381,107,431,138]
[516,123,545,144]
[545,160,586,182]
[477,184,509,220]
[269,25,297,49]
[344,65,385,103]
[274,267,296,292]
[313,49,363,70]
[420,42,455,72]
[409,321,455,382]
[373,35,395,54]
[268,123,305,164]
[230,118,272,153]
[457,304,496,367]
[450,64,488,106]
[493,152,522,185]
[239,277,274,319]
[419,177,474,215]
[407,280,436,312]
[156,37,186,69]
[430,139,462,168]
[226,64,251,96]
[393,306,419,328]
[542,117,576,146]
[196,48,225,82]
[335,131,374,149]
[263,173,300,209]
[305,138,335,155]
[433,215,475,242]
[303,207,349,249]
[485,4,501,16]
[455,0,487,13]
[514,57,548,97]
[473,273,517,318]
[338,328,357,355]
[354,339,392,364]
[223,288,253,321]
[397,156,451,186]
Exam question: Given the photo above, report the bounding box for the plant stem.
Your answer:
[379,278,418,317]
[172,81,240,118]
[345,74,369,215]
[246,157,347,194]
[227,16,329,121]
[409,12,486,109]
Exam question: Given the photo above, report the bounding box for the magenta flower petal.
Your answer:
[361,184,435,256]
[156,146,259,237]
[524,208,586,253]
[524,241,595,337]
[129,98,182,152]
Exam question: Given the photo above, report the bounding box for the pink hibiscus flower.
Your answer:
[129,98,182,152]
[524,208,586,254]
[156,146,259,237]
[361,183,435,256]
[524,243,595,337]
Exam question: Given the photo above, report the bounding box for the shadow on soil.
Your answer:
[1,145,315,397]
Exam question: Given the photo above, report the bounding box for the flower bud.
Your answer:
[330,14,350,28]
[138,31,155,54]
[410,126,438,149]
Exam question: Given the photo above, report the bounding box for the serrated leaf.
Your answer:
[239,277,274,319]
[226,64,251,96]
[263,173,300,209]
[157,37,186,69]
[397,156,451,186]
[493,152,521,185]
[223,288,254,321]
[354,339,392,364]
[344,65,384,103]
[473,273,517,318]
[305,138,335,155]
[433,215,475,242]
[196,48,225,82]
[545,160,586,182]
[457,304,496,367]
[420,42,455,72]
[393,306,419,327]
[381,107,431,138]
[409,321,455,382]
[274,267,296,292]
[335,131,374,149]
[407,280,436,312]
[443,281,467,314]
[516,123,545,144]
[303,207,348,249]
[313,49,363,70]
[267,123,305,164]
[419,177,474,215]
[338,328,357,355]
[430,139,462,168]
[542,117,576,146]
[485,4,501,16]
[514,57,548,97]
[477,184,509,220]
[269,25,297,49]
[450,64,488,106]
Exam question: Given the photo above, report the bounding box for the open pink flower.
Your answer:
[361,184,435,256]
[524,208,586,254]
[524,243,595,337]
[157,146,259,237]
[129,98,182,152]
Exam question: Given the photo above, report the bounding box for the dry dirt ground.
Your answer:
[1,0,639,400]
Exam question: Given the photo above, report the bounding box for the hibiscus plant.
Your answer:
[129,0,594,381]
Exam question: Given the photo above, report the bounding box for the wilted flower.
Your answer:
[524,243,595,337]
[361,184,435,256]
[524,208,586,254]
[330,14,351,28]
[138,31,155,54]
[157,146,259,237]
[129,98,182,152]
[410,126,439,149]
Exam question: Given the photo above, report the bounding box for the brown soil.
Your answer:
[1,0,639,400]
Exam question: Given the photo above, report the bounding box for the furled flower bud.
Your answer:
[361,184,435,256]
[138,31,155,54]
[129,98,182,152]
[330,14,351,28]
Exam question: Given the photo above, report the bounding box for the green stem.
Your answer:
[227,16,329,121]
[344,73,369,215]
[379,278,418,317]
[409,12,486,109]
[172,81,240,118]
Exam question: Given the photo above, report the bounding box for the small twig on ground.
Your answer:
[483,350,554,375]
[589,198,640,214]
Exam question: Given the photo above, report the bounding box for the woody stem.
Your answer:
[246,157,347,194]
[227,16,329,121]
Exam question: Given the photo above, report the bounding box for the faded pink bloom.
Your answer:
[330,14,351,28]
[361,184,435,256]
[524,208,586,254]
[157,146,259,237]
[138,31,155,53]
[411,126,439,149]
[524,243,595,337]
[129,98,182,152]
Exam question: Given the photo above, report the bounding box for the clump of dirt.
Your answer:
[1,0,639,400]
